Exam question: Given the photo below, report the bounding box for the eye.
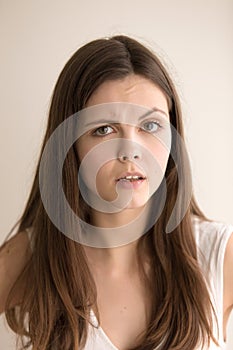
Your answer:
[92,125,114,136]
[141,120,162,133]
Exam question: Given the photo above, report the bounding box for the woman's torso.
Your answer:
[26,216,233,350]
[89,264,151,349]
[82,217,233,350]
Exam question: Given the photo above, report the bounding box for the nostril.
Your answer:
[118,155,129,162]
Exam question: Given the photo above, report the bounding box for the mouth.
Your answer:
[116,172,146,183]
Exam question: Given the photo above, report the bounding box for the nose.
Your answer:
[117,126,142,162]
[118,152,141,162]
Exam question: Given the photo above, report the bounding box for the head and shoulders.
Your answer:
[0,34,232,350]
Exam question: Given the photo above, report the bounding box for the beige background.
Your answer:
[0,0,232,348]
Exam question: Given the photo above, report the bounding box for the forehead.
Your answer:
[86,74,169,114]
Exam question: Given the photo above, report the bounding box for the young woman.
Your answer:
[0,35,233,350]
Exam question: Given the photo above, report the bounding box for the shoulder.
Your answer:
[224,230,233,270]
[0,230,32,314]
[223,231,233,312]
[191,216,233,283]
[191,217,233,336]
[192,216,233,258]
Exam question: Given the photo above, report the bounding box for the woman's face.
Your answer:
[76,74,170,210]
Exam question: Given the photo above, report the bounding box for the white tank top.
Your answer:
[26,217,233,349]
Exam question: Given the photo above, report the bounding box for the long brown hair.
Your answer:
[5,35,217,349]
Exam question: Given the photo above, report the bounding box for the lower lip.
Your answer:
[116,179,146,189]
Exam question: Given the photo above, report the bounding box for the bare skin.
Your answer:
[83,238,149,348]
[223,232,233,341]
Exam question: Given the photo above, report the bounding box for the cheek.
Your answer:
[147,141,170,172]
[76,140,116,195]
[96,162,115,188]
[75,139,97,165]
[75,141,99,191]
[75,141,87,162]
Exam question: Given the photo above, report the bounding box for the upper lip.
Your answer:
[116,171,146,181]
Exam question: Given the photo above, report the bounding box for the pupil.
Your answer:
[146,122,154,130]
[100,126,108,134]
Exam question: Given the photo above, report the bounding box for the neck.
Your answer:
[83,205,152,276]
[83,239,140,277]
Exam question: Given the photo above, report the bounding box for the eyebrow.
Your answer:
[142,107,169,119]
[84,107,169,127]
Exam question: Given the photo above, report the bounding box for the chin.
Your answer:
[124,197,150,209]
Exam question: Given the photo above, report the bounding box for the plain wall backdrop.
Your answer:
[0,0,232,348]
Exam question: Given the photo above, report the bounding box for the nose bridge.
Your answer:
[117,124,142,160]
[121,123,137,140]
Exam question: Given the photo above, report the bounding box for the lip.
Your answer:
[116,171,146,182]
[115,171,147,190]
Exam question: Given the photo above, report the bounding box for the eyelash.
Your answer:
[92,121,163,137]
